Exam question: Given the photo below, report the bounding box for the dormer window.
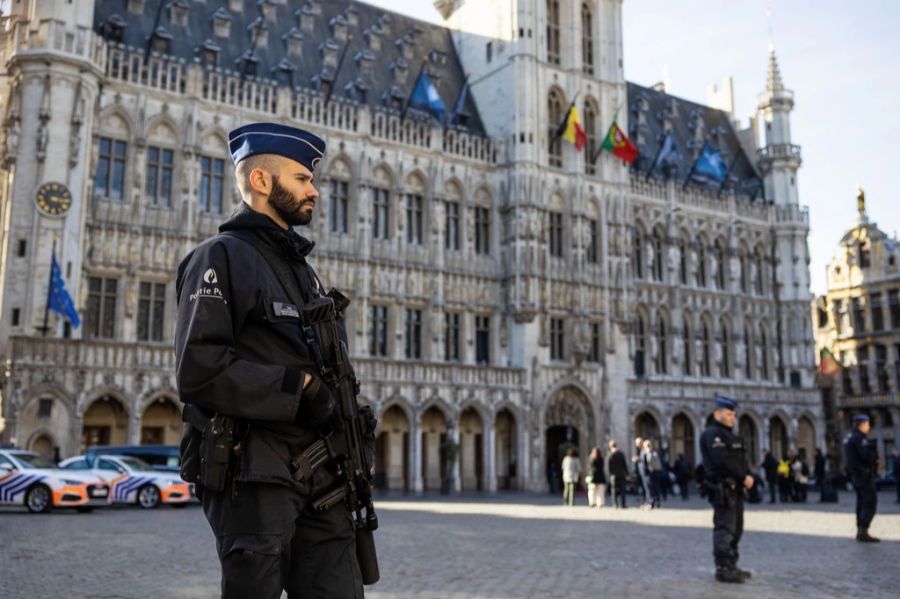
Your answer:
[384,85,405,111]
[345,78,368,103]
[390,59,409,86]
[199,39,221,67]
[365,27,381,52]
[273,58,296,87]
[104,14,126,43]
[127,0,144,15]
[283,28,303,57]
[237,51,259,77]
[228,0,243,12]
[320,40,340,69]
[212,8,232,38]
[169,0,189,27]
[248,17,269,47]
[859,241,871,268]
[151,26,173,54]
[298,6,316,33]
[356,50,376,79]
[313,70,334,98]
[331,15,348,43]
[345,7,359,28]
[307,0,323,16]
[396,34,415,61]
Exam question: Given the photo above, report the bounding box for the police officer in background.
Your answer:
[174,123,364,598]
[844,413,879,542]
[700,395,754,583]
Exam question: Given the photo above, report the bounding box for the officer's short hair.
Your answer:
[235,153,282,197]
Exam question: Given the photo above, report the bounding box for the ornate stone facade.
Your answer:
[0,1,821,490]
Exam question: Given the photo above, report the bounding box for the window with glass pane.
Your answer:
[547,90,563,167]
[372,188,390,239]
[145,146,174,206]
[475,315,490,364]
[549,212,563,257]
[871,292,884,331]
[581,3,594,74]
[330,180,349,234]
[587,219,598,263]
[404,308,422,359]
[744,327,753,379]
[684,322,693,375]
[406,194,423,245]
[94,137,127,200]
[721,325,731,378]
[695,237,707,287]
[700,323,711,376]
[86,276,118,338]
[445,312,460,361]
[475,207,491,255]
[546,0,560,64]
[852,297,866,332]
[588,322,601,362]
[200,156,226,214]
[550,318,565,360]
[889,289,900,328]
[137,282,167,342]
[369,305,388,356]
[633,227,644,279]
[584,103,597,174]
[679,237,688,285]
[655,317,667,374]
[445,201,460,250]
[634,314,646,377]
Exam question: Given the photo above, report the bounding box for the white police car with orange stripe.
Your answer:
[59,454,192,509]
[0,449,110,513]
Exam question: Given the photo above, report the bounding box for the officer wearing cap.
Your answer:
[700,395,754,583]
[174,123,364,598]
[844,413,880,542]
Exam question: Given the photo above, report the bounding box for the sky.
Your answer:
[363,0,899,296]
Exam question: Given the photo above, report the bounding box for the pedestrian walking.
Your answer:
[175,123,371,597]
[586,447,607,508]
[843,414,880,542]
[608,440,629,509]
[642,439,663,508]
[673,454,692,500]
[814,448,826,496]
[633,437,647,504]
[777,455,792,502]
[562,448,581,506]
[761,449,778,504]
[700,394,753,584]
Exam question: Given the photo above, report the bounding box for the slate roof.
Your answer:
[626,81,763,198]
[93,0,483,132]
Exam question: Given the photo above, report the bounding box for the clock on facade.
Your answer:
[35,182,73,216]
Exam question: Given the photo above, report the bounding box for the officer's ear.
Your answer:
[248,167,272,195]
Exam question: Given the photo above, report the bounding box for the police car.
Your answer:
[59,454,193,509]
[0,449,110,513]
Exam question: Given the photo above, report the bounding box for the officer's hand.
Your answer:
[743,475,754,489]
[296,374,336,428]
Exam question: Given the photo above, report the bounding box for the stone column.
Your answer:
[449,424,461,494]
[127,413,141,445]
[485,416,497,492]
[411,416,423,494]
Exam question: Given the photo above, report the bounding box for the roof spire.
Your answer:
[856,186,869,224]
[766,45,784,93]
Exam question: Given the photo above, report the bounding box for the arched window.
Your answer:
[720,318,731,378]
[754,246,765,295]
[714,238,726,289]
[695,235,707,287]
[327,159,352,234]
[683,314,693,376]
[655,311,668,375]
[700,319,712,377]
[546,0,561,64]
[581,3,594,75]
[744,322,754,379]
[759,324,770,380]
[678,233,689,285]
[651,226,664,282]
[584,99,598,174]
[632,225,644,279]
[739,243,749,293]
[547,88,564,167]
[635,312,646,377]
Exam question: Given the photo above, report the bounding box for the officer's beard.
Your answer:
[268,175,313,227]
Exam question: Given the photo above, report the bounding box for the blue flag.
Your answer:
[408,69,447,122]
[48,253,80,328]
[649,133,679,176]
[693,144,728,182]
[448,77,469,126]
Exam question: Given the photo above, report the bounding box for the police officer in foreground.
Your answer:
[700,395,754,583]
[174,123,365,598]
[843,413,879,542]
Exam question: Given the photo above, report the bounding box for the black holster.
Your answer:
[199,414,236,493]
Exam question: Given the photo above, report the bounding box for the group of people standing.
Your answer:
[760,448,813,503]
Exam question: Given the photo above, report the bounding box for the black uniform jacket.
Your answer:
[700,421,750,482]
[843,429,877,484]
[175,203,336,489]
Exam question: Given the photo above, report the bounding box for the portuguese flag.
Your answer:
[599,121,638,164]
[560,104,587,151]
[818,347,841,377]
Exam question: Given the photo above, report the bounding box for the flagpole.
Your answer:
[645,135,667,181]
[716,151,742,198]
[324,32,354,106]
[401,60,428,121]
[42,239,56,337]
[445,74,469,130]
[682,143,706,190]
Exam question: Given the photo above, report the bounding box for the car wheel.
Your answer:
[25,484,52,514]
[137,484,161,509]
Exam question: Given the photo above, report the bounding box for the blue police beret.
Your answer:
[227,122,326,173]
[852,413,870,424]
[714,394,737,411]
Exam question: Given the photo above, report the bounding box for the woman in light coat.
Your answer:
[561,448,581,506]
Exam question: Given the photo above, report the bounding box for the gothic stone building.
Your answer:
[0,0,821,492]
[813,191,900,472]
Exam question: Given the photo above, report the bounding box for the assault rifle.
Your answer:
[295,290,380,585]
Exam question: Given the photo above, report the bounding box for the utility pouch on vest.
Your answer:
[199,414,236,493]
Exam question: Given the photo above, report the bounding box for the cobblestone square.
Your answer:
[1,491,898,598]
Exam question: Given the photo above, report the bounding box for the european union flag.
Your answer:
[693,144,728,182]
[48,254,80,328]
[408,69,447,123]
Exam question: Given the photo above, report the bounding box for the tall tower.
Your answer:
[0,0,102,352]
[756,47,814,387]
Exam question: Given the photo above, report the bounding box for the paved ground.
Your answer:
[1,490,898,598]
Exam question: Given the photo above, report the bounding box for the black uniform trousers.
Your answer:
[854,479,877,529]
[712,489,744,569]
[202,481,364,599]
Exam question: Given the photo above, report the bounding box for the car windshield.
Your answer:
[117,456,155,471]
[14,453,58,469]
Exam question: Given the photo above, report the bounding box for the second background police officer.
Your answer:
[174,123,365,598]
[700,395,754,584]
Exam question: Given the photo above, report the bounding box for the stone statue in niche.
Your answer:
[35,121,48,161]
[4,119,20,162]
